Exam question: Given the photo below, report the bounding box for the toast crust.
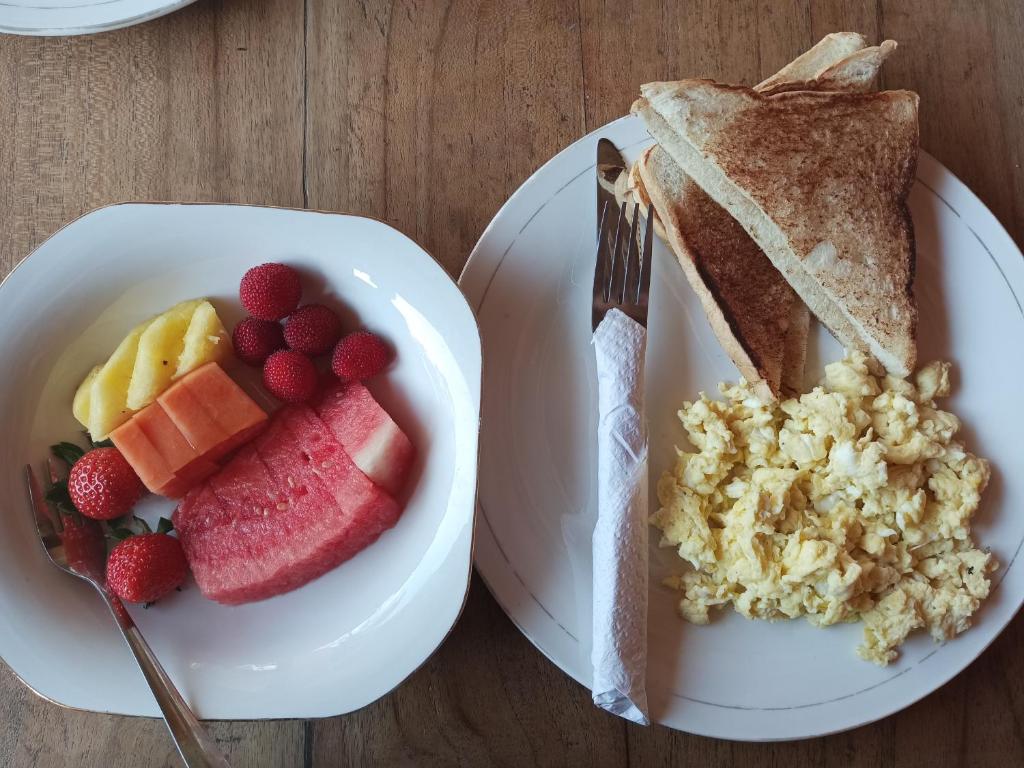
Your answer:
[759,40,897,96]
[756,32,867,92]
[638,145,795,401]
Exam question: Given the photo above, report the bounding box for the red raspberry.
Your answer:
[284,304,343,356]
[239,263,302,321]
[332,331,392,381]
[263,350,318,402]
[68,448,145,520]
[232,317,285,366]
[106,533,188,604]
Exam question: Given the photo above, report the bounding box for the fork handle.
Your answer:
[101,592,232,768]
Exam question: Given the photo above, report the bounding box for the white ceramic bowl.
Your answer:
[0,203,481,719]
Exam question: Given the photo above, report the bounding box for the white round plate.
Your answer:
[460,115,1024,741]
[0,203,481,719]
[0,0,195,36]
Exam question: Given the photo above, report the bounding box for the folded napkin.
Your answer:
[590,308,649,725]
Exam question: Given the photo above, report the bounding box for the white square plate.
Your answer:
[0,203,481,719]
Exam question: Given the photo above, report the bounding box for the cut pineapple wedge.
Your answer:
[72,365,101,427]
[87,318,157,440]
[74,299,234,439]
[175,301,230,379]
[126,299,204,411]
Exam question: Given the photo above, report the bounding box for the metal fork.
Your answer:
[25,462,231,768]
[592,200,655,331]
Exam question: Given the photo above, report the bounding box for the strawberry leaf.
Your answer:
[50,442,85,467]
[100,514,156,542]
[91,438,114,449]
[105,513,133,529]
[156,517,174,535]
[43,477,83,528]
[45,480,76,514]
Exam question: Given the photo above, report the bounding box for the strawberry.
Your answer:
[239,263,302,321]
[68,448,145,520]
[284,304,343,356]
[263,349,318,402]
[233,317,286,366]
[106,533,188,604]
[332,331,392,381]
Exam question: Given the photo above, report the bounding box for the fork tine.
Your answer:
[25,465,60,544]
[637,203,655,305]
[594,200,612,302]
[606,202,628,303]
[620,202,641,305]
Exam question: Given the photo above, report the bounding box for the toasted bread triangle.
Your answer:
[759,40,897,96]
[757,32,868,92]
[639,80,919,375]
[628,34,895,397]
[638,145,801,399]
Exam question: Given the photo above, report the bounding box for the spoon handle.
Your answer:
[102,591,232,768]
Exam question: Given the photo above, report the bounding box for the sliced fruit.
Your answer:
[175,403,401,605]
[177,362,268,453]
[88,317,156,440]
[135,403,219,497]
[160,362,267,457]
[175,300,231,379]
[315,382,415,496]
[110,417,176,494]
[172,483,223,539]
[76,299,233,438]
[72,365,101,429]
[113,365,267,499]
[126,299,204,411]
[158,381,230,456]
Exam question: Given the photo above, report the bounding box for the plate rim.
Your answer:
[0,0,197,36]
[0,200,483,719]
[460,113,1024,741]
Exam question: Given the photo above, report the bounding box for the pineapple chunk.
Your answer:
[175,300,230,379]
[126,299,204,411]
[88,318,156,440]
[72,365,101,429]
[75,298,233,439]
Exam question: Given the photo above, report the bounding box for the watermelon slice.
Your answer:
[174,399,409,605]
[315,382,415,497]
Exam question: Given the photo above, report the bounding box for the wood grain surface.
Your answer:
[1,1,1023,766]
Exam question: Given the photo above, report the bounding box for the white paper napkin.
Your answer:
[591,308,649,725]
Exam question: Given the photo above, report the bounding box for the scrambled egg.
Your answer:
[651,353,996,665]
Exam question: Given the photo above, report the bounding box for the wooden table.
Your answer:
[2,1,1022,765]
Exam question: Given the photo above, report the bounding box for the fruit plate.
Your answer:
[0,202,481,719]
[459,114,1024,741]
[0,0,196,36]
